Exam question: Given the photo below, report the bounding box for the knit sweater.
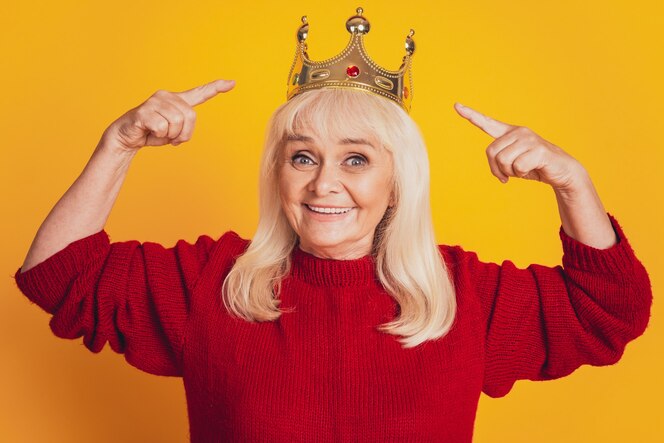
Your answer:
[13,212,652,442]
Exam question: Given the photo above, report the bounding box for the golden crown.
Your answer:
[286,7,416,113]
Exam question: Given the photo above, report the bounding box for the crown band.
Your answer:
[286,7,416,113]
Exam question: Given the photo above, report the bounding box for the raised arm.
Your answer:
[15,79,237,376]
[20,78,236,272]
[452,102,653,397]
[454,101,618,249]
[442,214,652,398]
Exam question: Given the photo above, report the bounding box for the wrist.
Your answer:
[553,163,592,201]
[94,139,138,159]
[89,141,138,177]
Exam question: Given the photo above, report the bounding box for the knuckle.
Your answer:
[145,95,160,107]
[520,126,534,136]
[133,107,146,121]
[171,113,184,125]
[173,132,190,142]
[495,153,510,167]
[155,120,168,133]
[512,160,526,174]
[512,125,527,135]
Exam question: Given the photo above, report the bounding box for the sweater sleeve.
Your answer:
[462,212,653,398]
[13,230,218,377]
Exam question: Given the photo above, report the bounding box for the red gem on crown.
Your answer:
[346,65,360,77]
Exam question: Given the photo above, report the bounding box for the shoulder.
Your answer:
[182,230,251,297]
[215,230,250,247]
[437,243,479,269]
[436,243,477,284]
[167,230,251,278]
[436,243,500,291]
[210,230,251,261]
[207,230,252,275]
[158,230,250,267]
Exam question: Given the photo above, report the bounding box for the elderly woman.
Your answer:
[14,8,652,443]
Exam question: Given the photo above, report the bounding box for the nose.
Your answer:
[308,162,343,197]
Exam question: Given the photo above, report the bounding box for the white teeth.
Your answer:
[306,205,353,214]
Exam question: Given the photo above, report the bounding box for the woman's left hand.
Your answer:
[454,102,586,190]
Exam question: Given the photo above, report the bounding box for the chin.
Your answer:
[301,232,355,249]
[303,236,345,248]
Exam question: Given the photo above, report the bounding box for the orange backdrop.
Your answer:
[2,0,662,441]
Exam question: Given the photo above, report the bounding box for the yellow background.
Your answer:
[1,0,662,441]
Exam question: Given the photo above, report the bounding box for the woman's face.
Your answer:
[278,126,394,259]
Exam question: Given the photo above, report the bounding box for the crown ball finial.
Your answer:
[346,8,370,34]
[405,29,415,55]
[297,16,309,42]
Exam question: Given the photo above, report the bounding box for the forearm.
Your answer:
[553,166,617,250]
[20,141,137,272]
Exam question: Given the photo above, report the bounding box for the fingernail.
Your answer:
[500,177,508,183]
[456,102,466,109]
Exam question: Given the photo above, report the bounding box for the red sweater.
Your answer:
[13,213,652,442]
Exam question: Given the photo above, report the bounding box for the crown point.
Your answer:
[356,7,363,15]
[301,15,308,23]
[408,29,415,37]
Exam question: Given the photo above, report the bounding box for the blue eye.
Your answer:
[293,154,311,164]
[345,155,368,167]
[291,153,316,167]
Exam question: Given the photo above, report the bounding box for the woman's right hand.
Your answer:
[100,78,236,153]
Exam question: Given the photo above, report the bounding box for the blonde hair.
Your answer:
[221,88,457,348]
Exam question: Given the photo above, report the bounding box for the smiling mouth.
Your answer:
[304,204,355,215]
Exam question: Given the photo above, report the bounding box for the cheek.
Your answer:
[276,171,294,214]
[278,168,306,205]
[354,173,393,208]
[277,167,294,195]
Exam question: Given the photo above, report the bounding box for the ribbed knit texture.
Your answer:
[13,212,652,442]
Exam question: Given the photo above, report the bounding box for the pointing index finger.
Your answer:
[176,79,236,107]
[454,102,514,138]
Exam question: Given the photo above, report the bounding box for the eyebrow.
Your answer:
[286,133,376,149]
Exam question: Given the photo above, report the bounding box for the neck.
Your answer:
[297,241,372,260]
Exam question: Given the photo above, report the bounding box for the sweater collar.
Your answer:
[290,246,378,287]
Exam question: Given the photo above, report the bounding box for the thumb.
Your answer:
[176,78,236,107]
